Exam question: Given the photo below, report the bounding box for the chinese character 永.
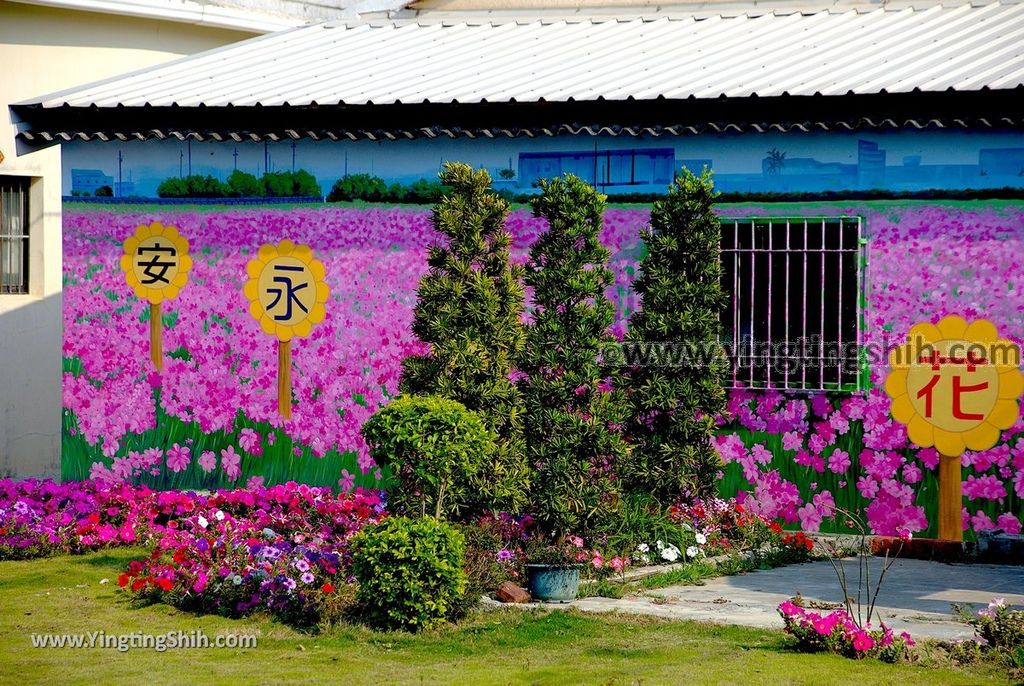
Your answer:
[266,264,309,321]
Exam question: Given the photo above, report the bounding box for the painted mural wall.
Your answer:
[60,128,1024,538]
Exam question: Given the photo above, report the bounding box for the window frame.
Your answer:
[719,215,868,394]
[0,176,31,295]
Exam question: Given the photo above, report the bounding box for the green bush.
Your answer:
[156,174,229,198]
[624,168,729,501]
[403,178,447,204]
[263,169,321,197]
[226,169,264,197]
[327,173,389,202]
[95,185,113,197]
[519,173,628,540]
[361,395,494,519]
[400,162,529,514]
[351,517,467,632]
[327,175,451,204]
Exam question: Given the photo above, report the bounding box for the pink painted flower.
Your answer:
[198,450,216,473]
[220,446,241,481]
[166,443,191,473]
[996,513,1022,535]
[971,510,997,532]
[782,431,803,452]
[827,450,850,474]
[238,428,261,456]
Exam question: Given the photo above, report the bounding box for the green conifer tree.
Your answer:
[400,162,529,512]
[624,168,729,502]
[520,174,629,539]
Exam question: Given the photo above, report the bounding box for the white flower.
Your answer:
[660,544,680,562]
[636,543,649,553]
[695,532,707,545]
[686,546,700,558]
[197,515,209,528]
[214,510,225,521]
[656,540,665,551]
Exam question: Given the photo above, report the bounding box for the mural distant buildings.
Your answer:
[62,134,1024,198]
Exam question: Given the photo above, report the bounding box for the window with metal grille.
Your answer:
[720,217,865,392]
[0,177,30,295]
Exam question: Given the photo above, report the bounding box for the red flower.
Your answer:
[321,583,335,594]
[130,578,145,592]
[157,578,173,592]
[117,573,130,588]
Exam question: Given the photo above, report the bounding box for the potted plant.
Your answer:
[523,536,585,603]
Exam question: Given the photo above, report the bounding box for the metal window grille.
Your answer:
[720,217,865,392]
[0,177,30,295]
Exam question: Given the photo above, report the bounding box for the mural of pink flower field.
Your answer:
[62,201,1024,537]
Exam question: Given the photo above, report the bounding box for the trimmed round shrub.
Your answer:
[361,395,494,519]
[351,516,467,632]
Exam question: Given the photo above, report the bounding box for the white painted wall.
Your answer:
[0,0,255,477]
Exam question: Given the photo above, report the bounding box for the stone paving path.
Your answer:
[568,559,1024,640]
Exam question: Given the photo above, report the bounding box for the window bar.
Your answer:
[749,221,755,388]
[732,220,739,387]
[783,219,790,389]
[837,220,844,389]
[766,220,773,387]
[856,218,865,391]
[801,219,809,389]
[819,219,826,389]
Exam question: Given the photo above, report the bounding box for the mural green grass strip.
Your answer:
[61,382,384,492]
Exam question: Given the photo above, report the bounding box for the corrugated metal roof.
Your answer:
[19,2,1024,109]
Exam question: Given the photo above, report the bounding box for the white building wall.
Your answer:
[0,0,254,477]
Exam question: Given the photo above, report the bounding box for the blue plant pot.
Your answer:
[525,564,582,603]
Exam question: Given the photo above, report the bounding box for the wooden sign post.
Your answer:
[886,316,1022,541]
[244,240,329,419]
[121,222,192,371]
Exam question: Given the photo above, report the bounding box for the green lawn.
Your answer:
[0,549,1009,685]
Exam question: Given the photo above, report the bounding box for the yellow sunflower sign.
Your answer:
[120,222,192,371]
[885,316,1023,540]
[244,240,329,419]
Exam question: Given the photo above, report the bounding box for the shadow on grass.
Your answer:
[72,548,147,570]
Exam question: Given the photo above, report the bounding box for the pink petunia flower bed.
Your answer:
[61,202,1024,536]
[0,478,384,624]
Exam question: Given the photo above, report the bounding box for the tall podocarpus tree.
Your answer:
[625,168,729,502]
[400,162,529,512]
[520,174,629,539]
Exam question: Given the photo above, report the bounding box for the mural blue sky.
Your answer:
[62,129,1024,197]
